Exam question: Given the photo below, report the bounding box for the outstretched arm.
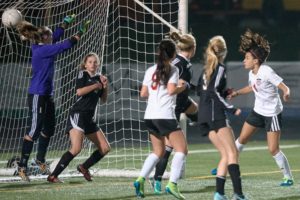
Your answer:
[229,85,253,99]
[53,14,76,43]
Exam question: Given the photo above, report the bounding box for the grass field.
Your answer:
[0,140,299,200]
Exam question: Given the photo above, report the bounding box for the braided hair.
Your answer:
[239,29,270,64]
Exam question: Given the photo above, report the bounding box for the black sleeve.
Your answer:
[75,71,87,90]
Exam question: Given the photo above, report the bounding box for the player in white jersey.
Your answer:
[229,29,293,187]
[134,39,188,199]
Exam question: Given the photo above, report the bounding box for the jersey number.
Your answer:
[151,72,159,90]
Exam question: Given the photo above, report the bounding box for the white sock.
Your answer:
[273,151,293,179]
[170,152,186,183]
[235,138,244,152]
[139,153,160,178]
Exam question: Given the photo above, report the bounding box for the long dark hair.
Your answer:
[155,39,176,85]
[239,29,270,64]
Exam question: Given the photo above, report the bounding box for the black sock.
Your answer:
[51,151,74,177]
[36,135,50,163]
[19,139,34,168]
[216,176,226,195]
[82,150,104,169]
[186,112,198,122]
[154,146,173,181]
[228,164,243,196]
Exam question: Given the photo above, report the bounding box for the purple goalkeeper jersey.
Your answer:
[28,27,75,95]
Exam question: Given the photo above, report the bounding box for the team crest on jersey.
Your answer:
[256,78,261,86]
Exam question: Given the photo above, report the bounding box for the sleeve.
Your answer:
[142,68,151,86]
[168,67,179,84]
[267,68,283,86]
[76,71,87,90]
[52,27,65,43]
[214,66,237,114]
[37,40,74,58]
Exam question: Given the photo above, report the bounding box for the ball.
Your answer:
[1,8,23,27]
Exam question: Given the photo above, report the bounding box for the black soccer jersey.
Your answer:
[71,70,103,113]
[197,64,236,123]
[172,54,192,104]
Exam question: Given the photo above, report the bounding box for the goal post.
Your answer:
[0,0,188,181]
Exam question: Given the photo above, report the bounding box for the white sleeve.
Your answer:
[267,68,283,86]
[168,67,179,84]
[142,68,151,86]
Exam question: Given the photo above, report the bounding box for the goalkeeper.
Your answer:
[15,14,90,181]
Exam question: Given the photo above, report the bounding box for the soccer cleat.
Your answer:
[165,182,185,200]
[47,175,63,183]
[35,159,50,175]
[211,167,217,175]
[134,177,145,198]
[232,193,247,200]
[17,167,30,182]
[214,192,228,200]
[149,177,162,194]
[280,177,294,186]
[77,164,92,181]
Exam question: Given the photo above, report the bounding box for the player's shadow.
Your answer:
[273,196,300,200]
[86,186,215,200]
[0,182,49,189]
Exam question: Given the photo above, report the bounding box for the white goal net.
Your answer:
[0,0,180,180]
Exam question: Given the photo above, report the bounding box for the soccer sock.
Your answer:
[19,139,34,168]
[36,135,50,163]
[186,112,198,122]
[82,150,104,170]
[216,176,226,195]
[228,164,243,196]
[139,153,160,178]
[273,151,293,179]
[169,152,185,183]
[154,146,173,181]
[51,151,74,177]
[235,138,244,152]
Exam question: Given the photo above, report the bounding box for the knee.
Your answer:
[101,144,111,155]
[69,147,81,156]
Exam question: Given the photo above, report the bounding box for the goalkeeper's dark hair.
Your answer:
[155,39,177,86]
[169,31,196,52]
[16,20,52,44]
[239,29,270,64]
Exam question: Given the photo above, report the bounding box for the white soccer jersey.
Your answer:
[143,65,178,119]
[248,65,283,116]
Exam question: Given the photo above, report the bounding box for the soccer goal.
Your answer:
[0,0,187,181]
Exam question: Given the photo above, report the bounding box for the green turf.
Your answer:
[0,140,299,200]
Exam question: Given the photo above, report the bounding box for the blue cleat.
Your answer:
[166,182,185,200]
[280,178,294,186]
[134,177,145,198]
[211,167,217,175]
[149,177,162,194]
[214,192,228,200]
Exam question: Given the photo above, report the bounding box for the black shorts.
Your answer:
[66,112,100,135]
[144,119,181,136]
[199,119,230,136]
[175,96,193,121]
[246,110,282,132]
[27,94,55,140]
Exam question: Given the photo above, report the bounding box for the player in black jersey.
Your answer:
[151,32,197,194]
[198,36,246,200]
[47,53,110,183]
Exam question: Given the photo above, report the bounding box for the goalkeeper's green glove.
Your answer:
[78,20,91,36]
[64,14,76,25]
